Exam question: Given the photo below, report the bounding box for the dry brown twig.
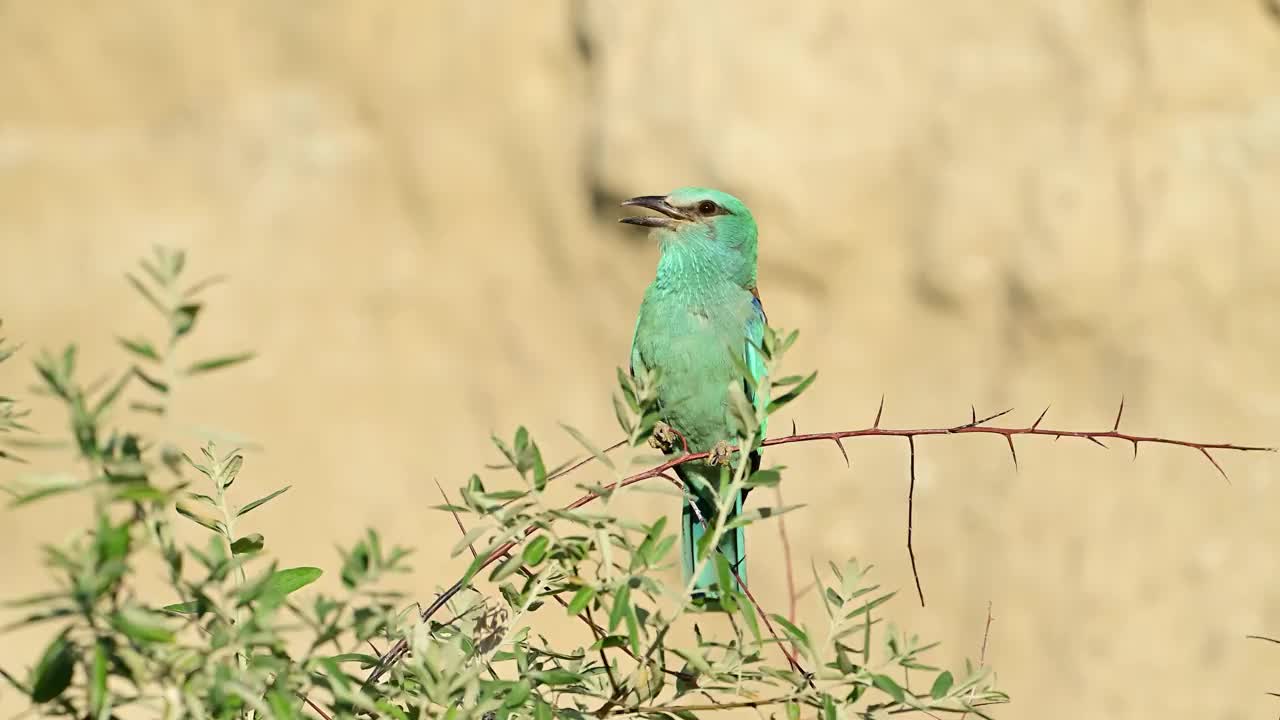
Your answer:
[364,400,1272,686]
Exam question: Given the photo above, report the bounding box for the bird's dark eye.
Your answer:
[697,200,718,215]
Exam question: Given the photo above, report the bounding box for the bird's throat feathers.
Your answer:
[653,226,758,298]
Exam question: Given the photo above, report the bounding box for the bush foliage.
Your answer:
[0,248,1006,719]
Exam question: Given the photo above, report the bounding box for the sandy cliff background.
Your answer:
[2,2,1279,718]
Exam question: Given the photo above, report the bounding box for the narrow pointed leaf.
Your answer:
[185,352,255,376]
[236,486,290,517]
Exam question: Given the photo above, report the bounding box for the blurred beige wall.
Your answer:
[3,1,1279,717]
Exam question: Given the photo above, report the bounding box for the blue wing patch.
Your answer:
[744,295,768,437]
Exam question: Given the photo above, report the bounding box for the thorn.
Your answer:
[435,479,478,560]
[874,394,885,428]
[832,437,850,468]
[905,435,926,608]
[1131,440,1139,460]
[1199,447,1230,484]
[954,407,1014,432]
[971,405,977,424]
[791,419,797,437]
[977,407,1014,426]
[367,640,384,656]
[1087,436,1108,449]
[1032,404,1051,430]
[1112,395,1126,432]
[1005,435,1018,471]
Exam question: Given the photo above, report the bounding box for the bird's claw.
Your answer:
[648,421,679,454]
[707,440,735,467]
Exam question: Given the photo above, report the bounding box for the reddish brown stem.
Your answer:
[364,406,1273,684]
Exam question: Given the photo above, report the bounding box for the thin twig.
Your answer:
[604,692,804,715]
[906,436,925,607]
[773,484,799,643]
[588,605,621,695]
[960,601,995,720]
[436,479,478,560]
[980,602,994,664]
[301,694,333,720]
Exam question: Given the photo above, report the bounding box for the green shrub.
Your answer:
[1,247,1005,719]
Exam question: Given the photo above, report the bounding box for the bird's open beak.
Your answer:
[619,196,689,228]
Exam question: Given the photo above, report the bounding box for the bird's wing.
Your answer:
[629,311,644,378]
[744,290,769,438]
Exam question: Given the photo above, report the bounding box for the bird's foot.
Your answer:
[648,421,680,454]
[706,440,736,467]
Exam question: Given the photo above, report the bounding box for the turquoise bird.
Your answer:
[620,187,768,606]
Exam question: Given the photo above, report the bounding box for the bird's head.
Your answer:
[619,187,758,289]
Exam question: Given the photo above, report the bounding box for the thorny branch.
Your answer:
[364,400,1272,685]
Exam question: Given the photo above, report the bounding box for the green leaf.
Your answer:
[873,673,907,704]
[724,504,804,531]
[768,371,817,414]
[171,303,202,339]
[531,669,580,686]
[7,475,88,507]
[531,444,548,492]
[624,596,642,655]
[2,607,75,631]
[489,553,525,583]
[175,502,225,535]
[521,535,549,566]
[185,352,255,376]
[183,273,228,299]
[714,555,738,611]
[236,485,290,517]
[588,634,629,651]
[608,583,631,633]
[726,381,757,439]
[739,595,763,645]
[566,586,595,615]
[125,272,167,315]
[255,567,322,607]
[930,670,954,699]
[450,525,488,558]
[771,615,810,650]
[4,590,69,609]
[161,601,203,615]
[218,453,243,489]
[110,607,176,644]
[612,393,633,435]
[90,640,108,716]
[616,367,638,411]
[117,336,160,362]
[559,423,615,470]
[822,694,837,720]
[230,534,264,555]
[746,468,782,488]
[503,680,531,708]
[29,632,74,703]
[327,653,380,666]
[129,401,165,415]
[61,345,76,377]
[92,371,133,417]
[133,367,169,394]
[268,690,299,720]
[111,483,167,503]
